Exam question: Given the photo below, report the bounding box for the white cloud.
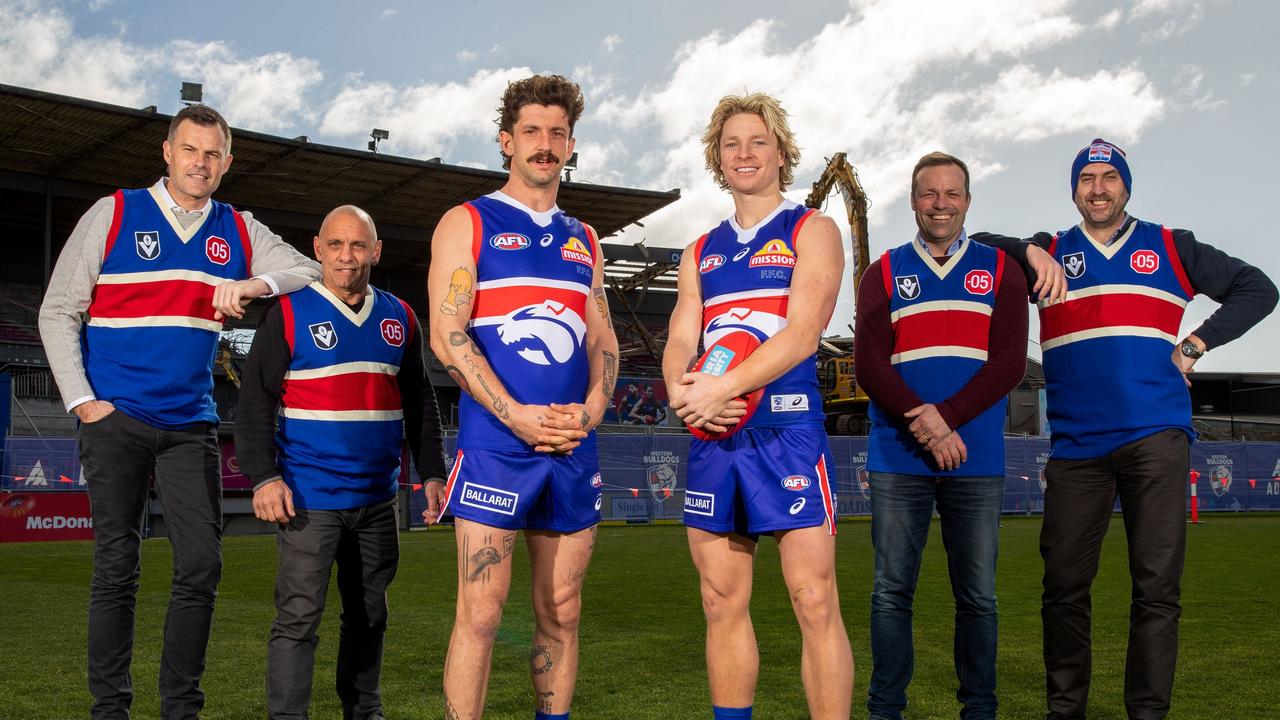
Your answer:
[170,42,322,131]
[319,67,533,160]
[1095,8,1123,29]
[380,8,397,19]
[1239,72,1257,88]
[457,49,477,62]
[602,33,622,54]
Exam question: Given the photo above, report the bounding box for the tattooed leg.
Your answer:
[444,519,517,719]
[524,525,598,714]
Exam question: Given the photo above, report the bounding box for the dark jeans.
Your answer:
[868,472,1004,720]
[1041,429,1189,720]
[78,409,223,720]
[266,500,399,720]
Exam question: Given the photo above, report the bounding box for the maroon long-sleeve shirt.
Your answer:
[854,244,1029,432]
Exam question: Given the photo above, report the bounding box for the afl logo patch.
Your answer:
[699,254,726,273]
[1130,249,1159,275]
[134,231,161,260]
[964,269,994,295]
[1062,251,1086,279]
[895,274,921,300]
[205,235,231,266]
[309,321,338,350]
[590,472,602,488]
[490,233,530,251]
[380,318,405,347]
[781,475,811,491]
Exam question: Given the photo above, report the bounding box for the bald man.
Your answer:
[235,206,447,719]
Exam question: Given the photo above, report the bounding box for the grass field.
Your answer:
[1,515,1276,719]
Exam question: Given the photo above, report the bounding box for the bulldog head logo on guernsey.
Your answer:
[749,239,797,268]
[496,301,587,365]
[560,237,593,266]
[703,307,784,347]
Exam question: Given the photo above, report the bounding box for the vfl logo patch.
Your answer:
[1130,249,1159,275]
[205,235,231,266]
[781,475,811,491]
[134,231,161,260]
[895,274,921,300]
[380,318,405,347]
[561,237,593,266]
[699,253,726,274]
[748,239,797,268]
[490,233,530,251]
[459,481,519,516]
[964,269,994,295]
[1087,143,1114,162]
[309,321,338,350]
[684,490,715,517]
[1062,252,1086,279]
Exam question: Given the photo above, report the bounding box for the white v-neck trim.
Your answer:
[729,199,798,244]
[148,179,212,244]
[910,232,970,280]
[1082,221,1136,259]
[309,282,375,326]
[487,191,560,227]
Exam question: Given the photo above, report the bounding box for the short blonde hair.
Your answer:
[701,93,800,191]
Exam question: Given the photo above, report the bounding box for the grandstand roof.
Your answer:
[0,83,680,272]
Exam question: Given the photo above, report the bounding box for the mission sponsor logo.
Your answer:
[490,232,531,251]
[561,237,593,266]
[749,239,797,268]
[781,475,811,491]
[684,490,715,517]
[458,481,519,516]
[699,253,726,273]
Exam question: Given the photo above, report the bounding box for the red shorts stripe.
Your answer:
[88,279,218,322]
[438,450,466,520]
[1041,292,1185,343]
[891,310,992,355]
[815,455,836,536]
[281,373,402,412]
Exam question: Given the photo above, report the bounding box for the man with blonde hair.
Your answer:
[663,92,853,720]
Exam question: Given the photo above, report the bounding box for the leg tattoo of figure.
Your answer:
[530,644,554,676]
[468,532,504,582]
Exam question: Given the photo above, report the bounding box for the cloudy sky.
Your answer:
[3,0,1276,371]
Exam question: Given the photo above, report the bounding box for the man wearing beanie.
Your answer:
[973,138,1277,720]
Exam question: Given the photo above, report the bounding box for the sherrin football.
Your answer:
[688,330,764,441]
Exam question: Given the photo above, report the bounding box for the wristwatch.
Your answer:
[1180,339,1205,359]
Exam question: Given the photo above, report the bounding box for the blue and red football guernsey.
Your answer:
[1039,220,1195,458]
[693,200,825,430]
[866,238,1008,477]
[83,186,251,429]
[276,283,413,510]
[459,192,599,453]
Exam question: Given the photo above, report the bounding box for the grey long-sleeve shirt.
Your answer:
[38,180,321,412]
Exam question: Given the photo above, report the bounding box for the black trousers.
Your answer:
[1040,429,1189,720]
[78,409,223,720]
[266,499,399,720]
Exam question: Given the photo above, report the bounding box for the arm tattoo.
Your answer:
[440,266,473,316]
[445,365,472,396]
[448,330,469,347]
[592,285,612,328]
[476,374,509,420]
[580,409,590,429]
[530,645,554,675]
[601,351,618,401]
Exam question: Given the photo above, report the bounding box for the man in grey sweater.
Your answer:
[38,103,319,720]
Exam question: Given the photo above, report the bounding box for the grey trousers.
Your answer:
[266,499,399,720]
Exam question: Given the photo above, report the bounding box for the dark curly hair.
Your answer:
[495,74,584,169]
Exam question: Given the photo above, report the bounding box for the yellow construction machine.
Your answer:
[804,153,872,435]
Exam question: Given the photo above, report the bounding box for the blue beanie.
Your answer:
[1070,138,1131,197]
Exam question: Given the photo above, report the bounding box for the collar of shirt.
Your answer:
[915,229,967,256]
[154,177,212,216]
[1102,213,1134,246]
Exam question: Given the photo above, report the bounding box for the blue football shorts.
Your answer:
[440,447,602,532]
[684,427,837,536]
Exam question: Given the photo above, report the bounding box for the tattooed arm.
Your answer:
[549,224,619,433]
[427,205,585,452]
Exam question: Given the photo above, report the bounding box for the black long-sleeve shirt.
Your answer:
[234,294,448,491]
[972,217,1278,351]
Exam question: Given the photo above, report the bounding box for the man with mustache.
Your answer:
[972,138,1276,720]
[427,74,619,720]
[854,152,1028,720]
[234,205,446,719]
[38,102,320,719]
